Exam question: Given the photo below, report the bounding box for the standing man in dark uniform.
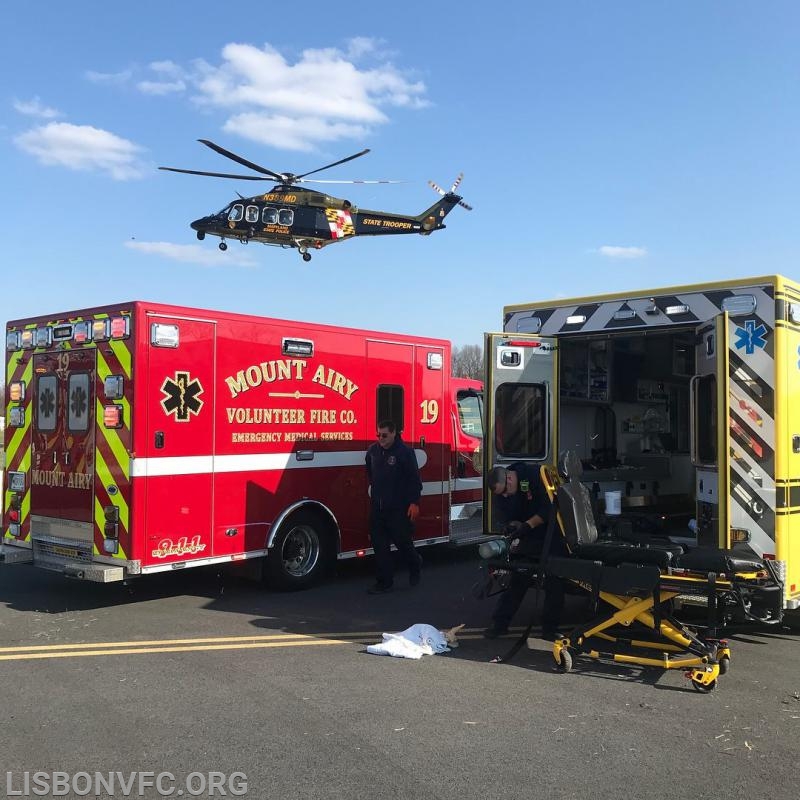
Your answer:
[484,462,566,640]
[365,419,423,594]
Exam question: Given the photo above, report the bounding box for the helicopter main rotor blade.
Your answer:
[295,149,371,180]
[297,178,404,184]
[198,139,284,181]
[158,166,272,181]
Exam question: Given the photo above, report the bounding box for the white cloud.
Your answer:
[346,37,379,59]
[598,245,648,259]
[223,113,369,152]
[13,96,62,119]
[189,41,428,150]
[137,60,187,95]
[14,122,146,180]
[137,79,186,95]
[85,68,133,85]
[124,240,258,268]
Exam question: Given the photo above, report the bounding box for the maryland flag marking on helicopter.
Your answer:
[325,209,355,239]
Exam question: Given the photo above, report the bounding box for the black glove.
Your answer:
[505,520,531,535]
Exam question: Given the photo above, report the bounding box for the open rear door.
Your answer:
[483,332,557,535]
[690,314,730,548]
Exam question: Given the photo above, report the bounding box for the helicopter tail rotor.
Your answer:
[428,174,472,210]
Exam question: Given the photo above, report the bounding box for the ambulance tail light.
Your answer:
[7,493,21,524]
[103,506,120,555]
[9,381,26,402]
[103,405,124,429]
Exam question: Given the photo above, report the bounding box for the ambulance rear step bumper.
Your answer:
[0,544,34,565]
[48,560,126,583]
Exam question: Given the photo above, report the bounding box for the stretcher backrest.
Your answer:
[547,452,599,549]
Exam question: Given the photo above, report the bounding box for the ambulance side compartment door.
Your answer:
[143,316,216,564]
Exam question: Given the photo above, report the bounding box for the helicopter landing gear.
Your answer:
[196,230,205,241]
[219,241,228,251]
[302,252,312,262]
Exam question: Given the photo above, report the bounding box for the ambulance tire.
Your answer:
[265,511,332,591]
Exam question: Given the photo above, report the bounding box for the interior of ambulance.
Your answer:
[494,329,710,544]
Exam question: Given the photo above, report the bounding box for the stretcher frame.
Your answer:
[486,456,783,692]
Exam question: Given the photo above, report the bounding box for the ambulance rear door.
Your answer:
[484,332,558,535]
[690,314,731,548]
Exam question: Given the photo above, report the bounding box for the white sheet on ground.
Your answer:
[366,623,451,659]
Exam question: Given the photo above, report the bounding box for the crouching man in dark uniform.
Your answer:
[365,420,423,594]
[484,462,566,640]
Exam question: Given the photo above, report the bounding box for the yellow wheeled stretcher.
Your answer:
[484,453,783,692]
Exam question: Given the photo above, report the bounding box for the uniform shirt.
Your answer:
[365,435,422,511]
[495,462,551,534]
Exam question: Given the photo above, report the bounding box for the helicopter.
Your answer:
[159,139,471,261]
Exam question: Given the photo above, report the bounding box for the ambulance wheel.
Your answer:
[266,511,331,591]
[556,649,573,673]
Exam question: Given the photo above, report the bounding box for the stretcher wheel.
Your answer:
[691,677,717,693]
[556,649,573,673]
[718,656,730,675]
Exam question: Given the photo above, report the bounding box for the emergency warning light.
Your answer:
[92,319,110,341]
[35,327,52,347]
[73,321,91,343]
[109,316,130,339]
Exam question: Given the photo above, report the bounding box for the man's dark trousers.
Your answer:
[370,508,421,587]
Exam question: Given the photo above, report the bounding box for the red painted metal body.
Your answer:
[3,302,482,583]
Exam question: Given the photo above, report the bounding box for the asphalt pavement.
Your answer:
[1,546,799,800]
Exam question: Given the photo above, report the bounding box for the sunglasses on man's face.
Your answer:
[377,432,391,439]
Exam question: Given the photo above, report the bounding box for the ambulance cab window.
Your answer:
[377,385,404,434]
[263,207,278,224]
[278,209,294,226]
[36,374,58,432]
[228,204,244,222]
[457,391,483,438]
[245,205,259,223]
[67,373,91,432]
[494,383,546,458]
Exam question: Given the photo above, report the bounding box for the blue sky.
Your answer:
[2,2,799,347]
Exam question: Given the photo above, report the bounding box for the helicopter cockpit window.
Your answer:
[278,209,294,226]
[228,204,244,222]
[263,207,278,224]
[245,205,259,223]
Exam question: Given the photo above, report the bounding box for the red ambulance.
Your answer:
[2,302,483,588]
